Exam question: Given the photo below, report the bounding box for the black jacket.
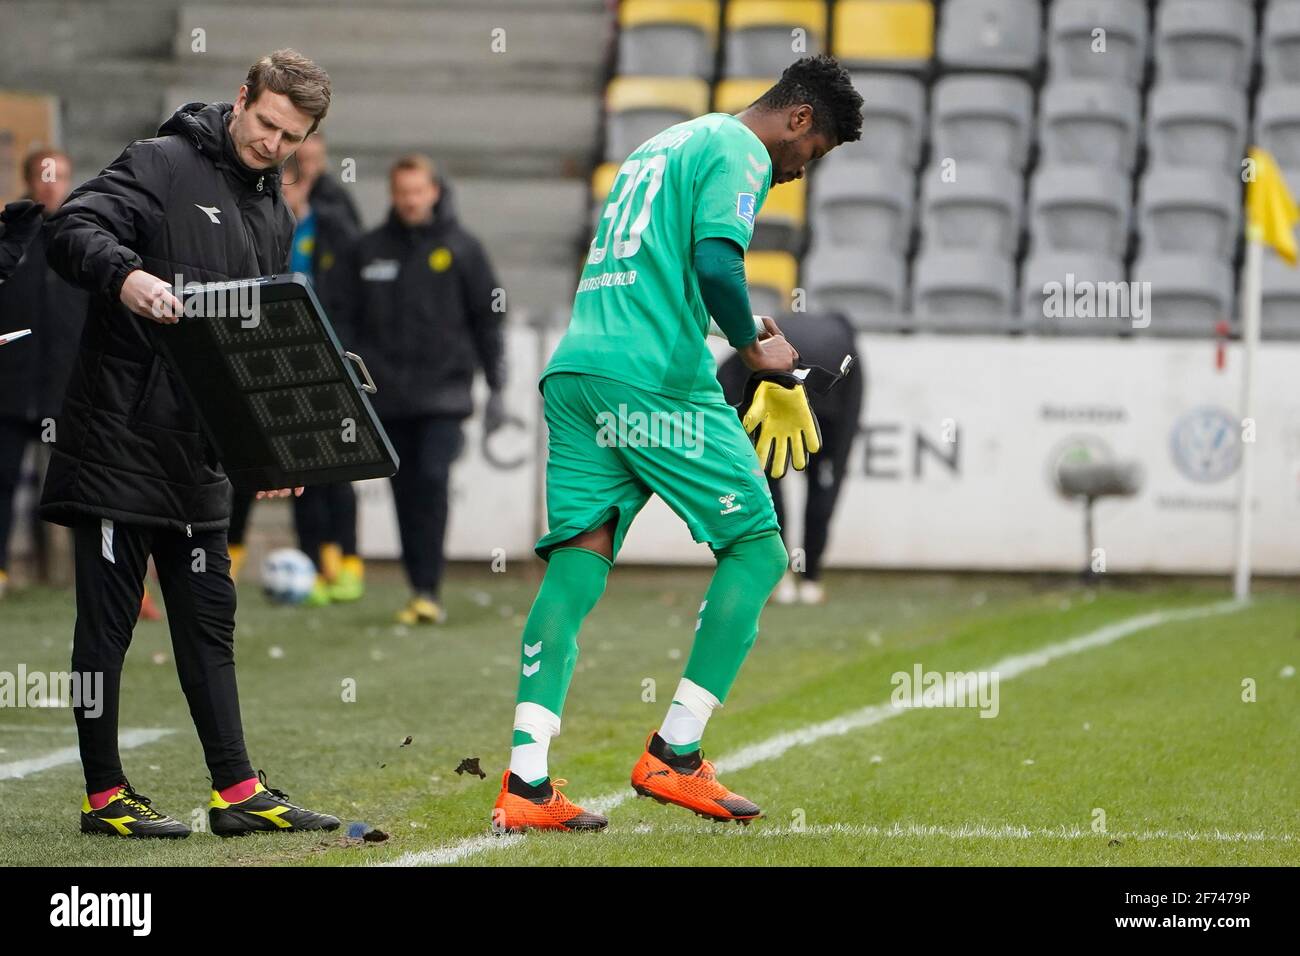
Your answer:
[341,181,505,420]
[0,211,88,423]
[40,101,294,533]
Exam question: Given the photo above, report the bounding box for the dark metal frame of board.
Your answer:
[153,273,399,492]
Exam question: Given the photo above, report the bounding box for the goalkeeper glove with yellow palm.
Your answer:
[739,370,822,479]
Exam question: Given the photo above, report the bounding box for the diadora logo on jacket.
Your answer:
[194,204,222,224]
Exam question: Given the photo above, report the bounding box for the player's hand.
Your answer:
[255,486,305,500]
[755,315,783,341]
[120,269,184,324]
[739,328,798,373]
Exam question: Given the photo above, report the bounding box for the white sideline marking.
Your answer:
[377,600,1245,867]
[0,728,175,780]
[622,822,1296,843]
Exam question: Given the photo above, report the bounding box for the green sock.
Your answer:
[509,546,611,785]
[660,531,788,755]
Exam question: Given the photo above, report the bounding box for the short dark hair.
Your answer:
[752,54,864,145]
[244,49,332,135]
[22,147,70,187]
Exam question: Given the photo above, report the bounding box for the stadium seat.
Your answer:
[1020,252,1130,336]
[1260,251,1300,339]
[1048,0,1150,86]
[1146,83,1248,169]
[1038,80,1141,171]
[1028,164,1132,257]
[832,0,934,72]
[752,176,807,253]
[1137,165,1241,259]
[912,248,1017,331]
[826,72,926,168]
[930,74,1034,170]
[1256,85,1300,168]
[1130,253,1234,337]
[617,0,720,78]
[745,250,799,316]
[803,246,910,331]
[723,0,826,78]
[1155,0,1256,89]
[919,161,1023,255]
[1263,0,1300,85]
[937,0,1042,73]
[604,76,710,162]
[810,160,915,253]
[712,77,770,115]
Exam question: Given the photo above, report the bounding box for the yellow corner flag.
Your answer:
[1246,146,1299,266]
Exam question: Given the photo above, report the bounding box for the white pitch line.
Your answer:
[376,599,1245,867]
[619,822,1296,843]
[0,728,175,780]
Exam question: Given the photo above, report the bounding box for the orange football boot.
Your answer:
[630,731,762,824]
[491,770,608,834]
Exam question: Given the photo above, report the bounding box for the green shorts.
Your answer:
[535,372,779,561]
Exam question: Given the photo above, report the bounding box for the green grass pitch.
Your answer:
[0,566,1296,866]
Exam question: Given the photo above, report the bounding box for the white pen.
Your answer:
[0,328,32,346]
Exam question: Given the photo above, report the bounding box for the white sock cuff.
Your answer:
[672,678,722,722]
[513,702,562,740]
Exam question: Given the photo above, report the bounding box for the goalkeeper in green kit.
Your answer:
[492,56,864,832]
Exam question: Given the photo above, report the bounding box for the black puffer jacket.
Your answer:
[40,101,294,533]
[340,181,505,420]
[0,212,88,423]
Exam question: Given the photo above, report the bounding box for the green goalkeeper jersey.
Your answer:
[542,112,773,403]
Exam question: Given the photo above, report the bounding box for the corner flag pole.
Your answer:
[1235,148,1299,601]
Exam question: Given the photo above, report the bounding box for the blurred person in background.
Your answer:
[0,149,87,599]
[280,136,364,605]
[342,153,506,625]
[718,310,862,605]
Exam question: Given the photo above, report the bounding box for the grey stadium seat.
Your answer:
[826,73,926,168]
[810,161,915,253]
[1137,165,1241,259]
[1130,253,1234,337]
[1146,83,1248,169]
[803,246,909,332]
[1029,164,1132,257]
[1260,251,1300,339]
[1256,85,1300,168]
[1048,0,1150,86]
[920,161,1024,255]
[617,14,715,78]
[912,248,1017,331]
[1038,80,1141,171]
[931,74,1034,169]
[724,20,824,79]
[1156,0,1256,89]
[1020,252,1130,336]
[604,106,693,164]
[1264,0,1300,85]
[938,0,1043,72]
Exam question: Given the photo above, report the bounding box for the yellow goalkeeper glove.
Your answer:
[739,370,822,479]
